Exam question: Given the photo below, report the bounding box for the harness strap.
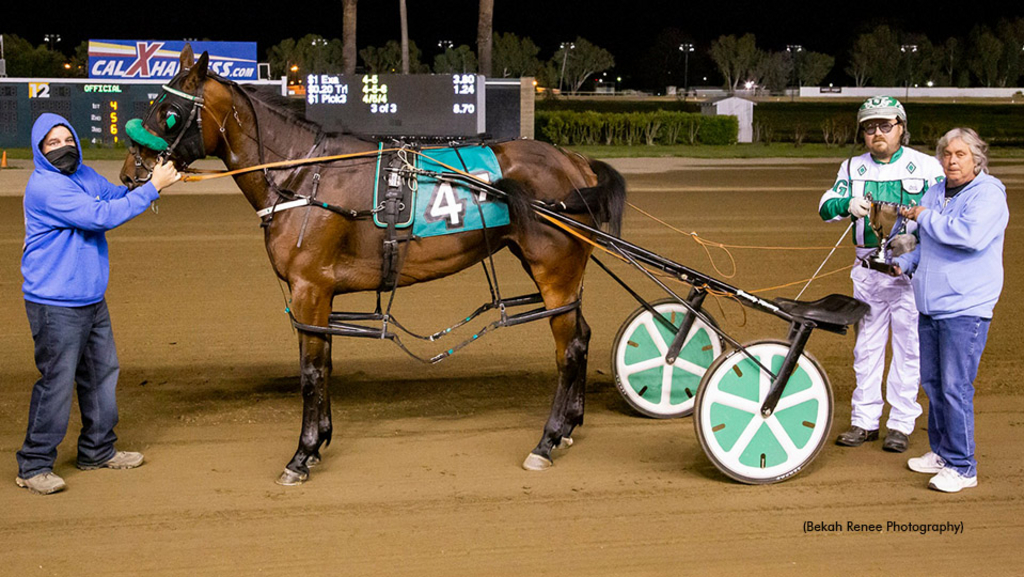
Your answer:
[379,154,409,292]
[256,198,311,218]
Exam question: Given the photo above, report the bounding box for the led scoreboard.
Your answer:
[304,74,486,137]
[0,79,286,149]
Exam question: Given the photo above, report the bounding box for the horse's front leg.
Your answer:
[277,284,334,486]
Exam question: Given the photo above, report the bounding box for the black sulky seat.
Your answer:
[773,294,870,334]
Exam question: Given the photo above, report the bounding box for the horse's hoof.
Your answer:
[522,453,553,471]
[555,436,574,450]
[307,454,321,468]
[275,468,309,486]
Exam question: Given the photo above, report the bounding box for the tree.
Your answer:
[433,44,477,74]
[492,32,540,78]
[938,37,961,86]
[70,41,89,78]
[709,34,759,91]
[967,26,1003,87]
[0,34,73,77]
[893,34,939,90]
[848,26,900,86]
[342,0,358,75]
[477,0,494,76]
[753,52,792,93]
[360,40,427,74]
[267,36,344,80]
[554,37,614,94]
[399,0,409,74]
[267,38,302,79]
[798,51,834,86]
[996,17,1024,87]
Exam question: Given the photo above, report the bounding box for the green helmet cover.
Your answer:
[857,96,907,125]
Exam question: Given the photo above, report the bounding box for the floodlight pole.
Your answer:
[679,43,695,95]
[900,44,918,100]
[558,42,574,95]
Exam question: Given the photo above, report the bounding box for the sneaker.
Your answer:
[907,451,945,474]
[928,467,977,493]
[883,430,909,453]
[16,472,67,495]
[77,451,144,471]
[835,426,879,447]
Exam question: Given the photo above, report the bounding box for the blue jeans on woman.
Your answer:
[918,314,990,478]
[17,300,120,479]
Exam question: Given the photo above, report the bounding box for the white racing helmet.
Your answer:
[857,96,907,125]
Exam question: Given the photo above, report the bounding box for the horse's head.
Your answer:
[120,44,223,189]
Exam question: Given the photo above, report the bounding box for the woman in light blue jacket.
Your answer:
[895,127,1009,493]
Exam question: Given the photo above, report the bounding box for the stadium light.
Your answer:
[679,43,695,93]
[558,42,575,94]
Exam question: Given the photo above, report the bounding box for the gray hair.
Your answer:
[936,127,989,175]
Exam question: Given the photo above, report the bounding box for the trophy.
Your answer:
[866,196,915,274]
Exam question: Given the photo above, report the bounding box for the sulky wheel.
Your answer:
[612,299,724,418]
[693,339,832,484]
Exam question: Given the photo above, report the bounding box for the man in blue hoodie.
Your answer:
[895,127,1009,493]
[16,113,180,495]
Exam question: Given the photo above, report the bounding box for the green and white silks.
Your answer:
[818,146,944,248]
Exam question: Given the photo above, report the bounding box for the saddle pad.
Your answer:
[412,146,509,238]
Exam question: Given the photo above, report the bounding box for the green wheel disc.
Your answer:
[694,340,832,484]
[612,299,724,418]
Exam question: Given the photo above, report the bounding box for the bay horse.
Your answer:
[120,46,626,485]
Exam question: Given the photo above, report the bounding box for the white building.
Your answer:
[701,96,755,143]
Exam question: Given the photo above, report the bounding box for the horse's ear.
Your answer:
[194,51,209,81]
[179,44,194,71]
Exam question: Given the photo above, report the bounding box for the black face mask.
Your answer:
[44,145,79,175]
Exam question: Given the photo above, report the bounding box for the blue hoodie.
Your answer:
[895,171,1009,320]
[22,113,160,306]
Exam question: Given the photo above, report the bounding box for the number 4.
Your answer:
[427,183,466,229]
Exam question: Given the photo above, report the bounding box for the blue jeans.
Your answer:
[918,314,990,478]
[17,300,120,479]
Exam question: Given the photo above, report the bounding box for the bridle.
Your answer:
[127,70,208,184]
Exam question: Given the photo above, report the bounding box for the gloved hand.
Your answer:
[889,233,917,256]
[848,197,871,218]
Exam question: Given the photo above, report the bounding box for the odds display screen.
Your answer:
[304,74,485,137]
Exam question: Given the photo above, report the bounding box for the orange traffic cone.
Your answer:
[0,151,7,169]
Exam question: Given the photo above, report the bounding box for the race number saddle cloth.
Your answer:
[372,144,510,238]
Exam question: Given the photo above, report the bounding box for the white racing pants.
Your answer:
[849,263,922,435]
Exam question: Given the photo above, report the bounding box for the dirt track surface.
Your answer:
[1,158,1022,575]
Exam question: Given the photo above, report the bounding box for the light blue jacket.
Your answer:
[22,113,159,306]
[895,172,1008,319]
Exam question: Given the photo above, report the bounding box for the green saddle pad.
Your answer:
[412,146,509,238]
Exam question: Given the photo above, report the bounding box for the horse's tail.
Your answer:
[494,177,539,234]
[564,159,627,237]
[496,159,626,237]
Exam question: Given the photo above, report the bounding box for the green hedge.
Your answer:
[754,102,1024,147]
[536,110,738,146]
[536,100,1024,147]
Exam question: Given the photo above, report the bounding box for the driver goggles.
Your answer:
[863,121,899,135]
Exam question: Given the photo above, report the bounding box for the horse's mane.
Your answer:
[240,85,323,133]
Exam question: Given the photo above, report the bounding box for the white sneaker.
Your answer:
[927,467,977,493]
[907,451,945,474]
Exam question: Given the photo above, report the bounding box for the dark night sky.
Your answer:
[7,1,1023,86]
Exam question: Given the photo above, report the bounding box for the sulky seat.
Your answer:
[773,294,869,333]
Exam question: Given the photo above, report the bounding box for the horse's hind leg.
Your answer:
[521,267,591,471]
[277,284,334,485]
